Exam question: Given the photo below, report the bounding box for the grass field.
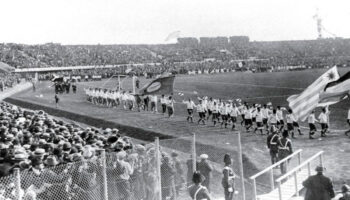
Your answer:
[7,68,350,199]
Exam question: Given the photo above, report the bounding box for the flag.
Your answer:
[318,71,350,106]
[287,66,340,121]
[139,75,175,95]
[165,31,181,42]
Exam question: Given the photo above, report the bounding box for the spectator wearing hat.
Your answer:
[188,171,211,200]
[161,155,176,200]
[171,151,184,196]
[340,184,350,200]
[197,154,213,192]
[116,151,134,200]
[222,154,235,200]
[302,166,335,200]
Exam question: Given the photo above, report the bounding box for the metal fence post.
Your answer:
[14,168,21,200]
[237,132,246,200]
[192,133,196,172]
[155,137,162,200]
[269,169,274,190]
[98,149,108,200]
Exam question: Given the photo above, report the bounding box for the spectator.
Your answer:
[188,171,211,200]
[302,166,335,200]
[196,154,213,192]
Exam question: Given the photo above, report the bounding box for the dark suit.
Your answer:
[302,173,335,200]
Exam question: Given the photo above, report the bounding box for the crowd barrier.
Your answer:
[0,134,250,200]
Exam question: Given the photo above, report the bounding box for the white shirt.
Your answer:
[220,106,228,115]
[318,113,328,124]
[160,97,167,104]
[277,110,284,121]
[229,106,240,117]
[150,95,157,103]
[256,111,263,122]
[286,114,295,124]
[244,109,252,119]
[262,108,270,119]
[308,114,317,124]
[183,100,196,109]
[268,113,278,124]
[348,109,350,120]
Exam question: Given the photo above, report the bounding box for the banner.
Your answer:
[139,75,175,95]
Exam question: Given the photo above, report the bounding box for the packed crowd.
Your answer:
[0,73,21,92]
[0,101,187,200]
[1,38,349,69]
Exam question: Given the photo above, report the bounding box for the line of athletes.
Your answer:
[183,97,331,139]
[84,87,176,117]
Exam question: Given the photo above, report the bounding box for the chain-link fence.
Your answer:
[0,135,251,200]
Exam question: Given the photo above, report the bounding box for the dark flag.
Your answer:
[319,71,350,106]
[139,75,175,95]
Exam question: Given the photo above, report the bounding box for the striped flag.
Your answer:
[287,66,339,121]
[318,71,350,106]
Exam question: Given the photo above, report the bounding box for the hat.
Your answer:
[13,153,28,161]
[34,148,46,156]
[315,166,325,172]
[5,134,14,141]
[62,142,72,151]
[135,144,146,152]
[44,156,59,166]
[200,154,208,159]
[0,143,9,150]
[342,184,350,193]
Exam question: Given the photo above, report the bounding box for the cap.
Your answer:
[200,154,208,159]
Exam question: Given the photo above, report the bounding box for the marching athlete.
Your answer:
[253,107,264,135]
[268,109,278,133]
[276,106,285,131]
[308,110,318,139]
[318,108,329,137]
[197,100,206,125]
[212,101,219,126]
[183,98,196,123]
[262,104,270,133]
[244,105,253,132]
[220,102,229,128]
[229,103,240,131]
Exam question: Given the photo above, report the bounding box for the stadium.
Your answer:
[1,1,350,200]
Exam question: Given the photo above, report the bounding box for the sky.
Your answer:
[0,0,349,45]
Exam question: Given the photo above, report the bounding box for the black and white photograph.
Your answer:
[0,0,350,199]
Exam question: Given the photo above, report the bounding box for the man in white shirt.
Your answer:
[318,107,329,137]
[253,107,264,135]
[220,102,229,128]
[276,106,285,131]
[262,105,270,132]
[308,110,318,139]
[183,98,196,123]
[244,105,253,132]
[197,100,206,125]
[229,103,240,131]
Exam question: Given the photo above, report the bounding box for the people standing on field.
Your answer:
[308,110,318,139]
[183,98,196,123]
[319,107,329,137]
